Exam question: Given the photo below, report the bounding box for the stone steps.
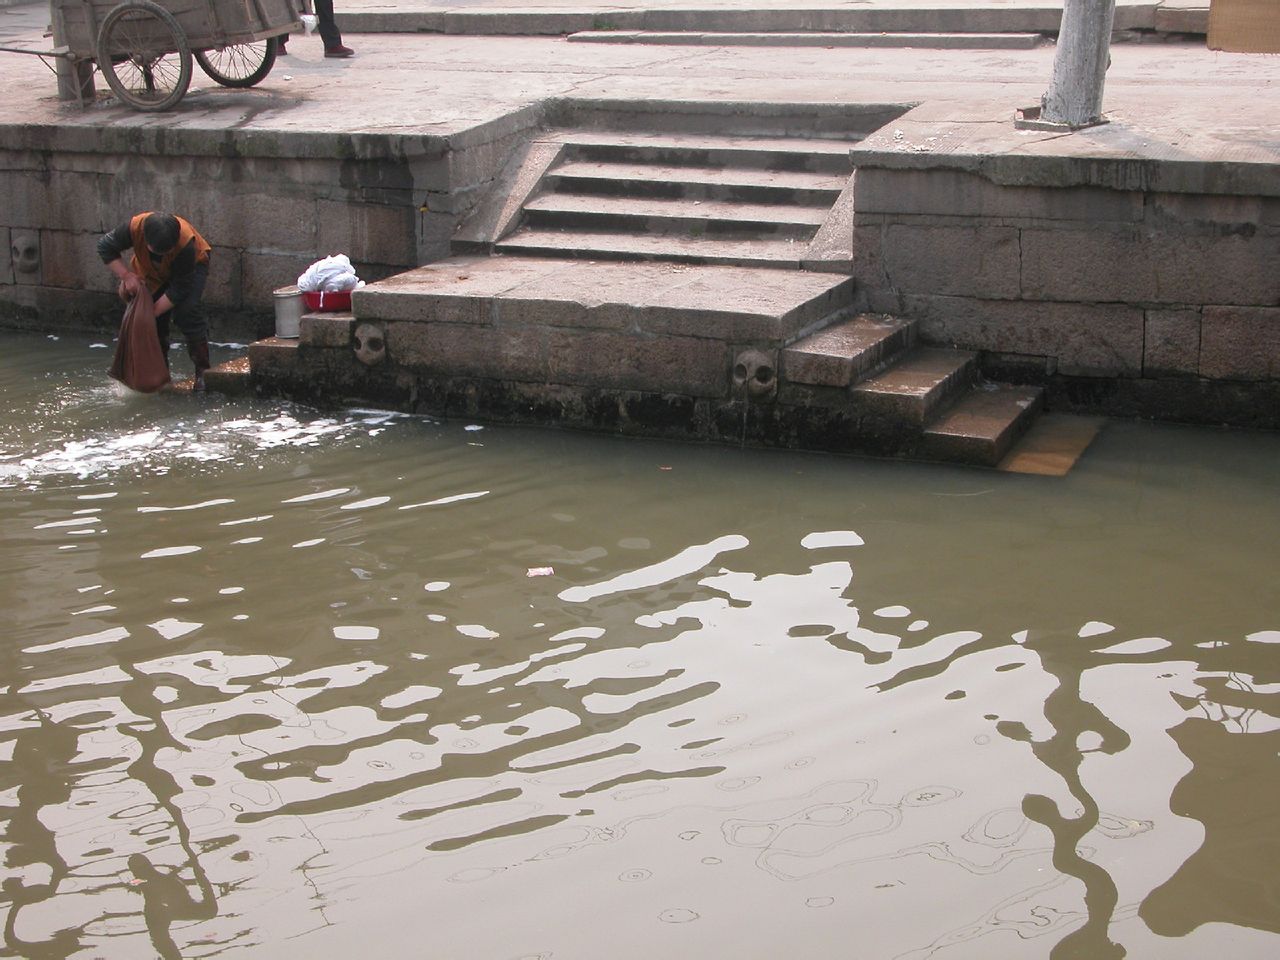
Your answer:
[493,131,854,268]
[780,314,1044,465]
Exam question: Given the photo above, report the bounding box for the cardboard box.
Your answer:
[1208,0,1280,53]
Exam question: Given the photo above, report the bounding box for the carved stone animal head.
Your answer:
[732,348,777,401]
[353,322,386,367]
[11,233,39,275]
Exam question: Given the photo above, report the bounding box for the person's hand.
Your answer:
[117,273,141,302]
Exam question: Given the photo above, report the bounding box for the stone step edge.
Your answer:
[781,314,918,388]
[550,159,848,192]
[567,31,1047,50]
[852,347,978,426]
[494,230,810,268]
[920,383,1045,467]
[551,129,861,155]
[523,199,824,237]
[337,7,1171,38]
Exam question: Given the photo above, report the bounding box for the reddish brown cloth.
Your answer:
[109,284,171,393]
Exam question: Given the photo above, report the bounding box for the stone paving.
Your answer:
[0,0,1273,178]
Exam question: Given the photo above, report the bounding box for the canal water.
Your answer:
[1,331,1277,960]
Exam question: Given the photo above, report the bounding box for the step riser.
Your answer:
[563,142,853,175]
[493,240,804,269]
[542,173,840,207]
[549,102,910,141]
[523,207,819,240]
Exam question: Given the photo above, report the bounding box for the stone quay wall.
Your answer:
[849,161,1280,428]
[0,110,542,341]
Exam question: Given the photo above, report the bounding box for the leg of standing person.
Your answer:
[313,0,354,58]
[161,262,211,390]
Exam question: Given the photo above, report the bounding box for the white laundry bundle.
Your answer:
[297,254,365,293]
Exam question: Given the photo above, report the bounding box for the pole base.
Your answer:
[1014,104,1109,132]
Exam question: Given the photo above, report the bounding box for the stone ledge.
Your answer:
[851,103,1280,197]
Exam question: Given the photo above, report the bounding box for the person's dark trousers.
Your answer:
[154,262,211,387]
[313,0,342,48]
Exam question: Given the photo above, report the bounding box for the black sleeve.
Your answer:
[164,243,198,305]
[97,221,134,264]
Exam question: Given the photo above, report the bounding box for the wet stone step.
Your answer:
[921,383,1045,467]
[852,347,977,426]
[494,228,812,268]
[782,313,917,387]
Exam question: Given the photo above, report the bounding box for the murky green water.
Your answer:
[1,331,1277,959]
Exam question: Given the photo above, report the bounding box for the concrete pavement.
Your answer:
[0,0,1270,179]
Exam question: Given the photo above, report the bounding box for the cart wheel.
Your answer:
[195,36,278,89]
[95,0,192,112]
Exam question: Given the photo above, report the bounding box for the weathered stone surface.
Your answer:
[203,246,243,309]
[1153,233,1279,306]
[242,253,309,309]
[1019,226,1156,302]
[301,313,356,348]
[854,169,1142,222]
[385,320,430,366]
[883,224,1020,299]
[317,200,417,266]
[0,171,50,231]
[1200,306,1280,380]
[37,230,115,293]
[549,328,728,395]
[907,295,1145,376]
[1146,192,1264,230]
[1144,308,1201,378]
[413,321,544,380]
[0,227,12,286]
[1023,225,1276,306]
[196,192,318,253]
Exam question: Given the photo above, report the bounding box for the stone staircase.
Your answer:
[228,112,1047,469]
[780,313,1043,465]
[483,130,853,268]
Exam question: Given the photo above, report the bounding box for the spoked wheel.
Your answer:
[95,0,192,112]
[195,37,278,88]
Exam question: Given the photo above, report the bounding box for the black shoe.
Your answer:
[324,44,354,58]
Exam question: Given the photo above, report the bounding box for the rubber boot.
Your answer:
[187,339,210,392]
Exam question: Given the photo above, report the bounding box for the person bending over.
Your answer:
[98,212,212,390]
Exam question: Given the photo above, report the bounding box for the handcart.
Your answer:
[1,0,300,112]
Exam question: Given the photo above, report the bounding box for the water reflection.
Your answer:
[0,332,1278,958]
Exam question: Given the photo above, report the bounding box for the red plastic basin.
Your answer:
[302,290,353,312]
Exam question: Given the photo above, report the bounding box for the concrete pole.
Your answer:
[1041,0,1116,127]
